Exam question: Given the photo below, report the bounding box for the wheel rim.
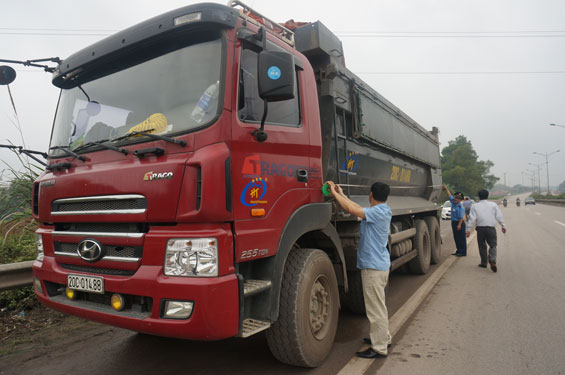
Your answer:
[309,275,331,340]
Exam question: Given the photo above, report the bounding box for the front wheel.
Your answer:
[266,249,339,367]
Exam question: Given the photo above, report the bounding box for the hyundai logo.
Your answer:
[77,239,104,262]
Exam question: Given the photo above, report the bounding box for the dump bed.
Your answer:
[295,22,441,215]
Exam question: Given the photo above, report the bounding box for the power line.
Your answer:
[337,33,565,38]
[0,31,111,36]
[2,26,565,38]
[3,26,565,34]
[357,71,565,75]
[335,30,565,34]
[0,27,118,32]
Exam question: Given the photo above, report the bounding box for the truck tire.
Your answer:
[266,249,339,367]
[339,270,365,314]
[424,216,441,264]
[408,220,431,274]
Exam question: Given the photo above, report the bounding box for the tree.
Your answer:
[558,180,565,193]
[441,135,499,196]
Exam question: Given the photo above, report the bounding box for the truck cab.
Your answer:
[32,1,441,368]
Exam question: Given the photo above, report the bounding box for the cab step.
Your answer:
[239,318,271,338]
[243,279,272,297]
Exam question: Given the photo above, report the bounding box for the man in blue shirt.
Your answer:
[443,184,467,256]
[326,181,392,359]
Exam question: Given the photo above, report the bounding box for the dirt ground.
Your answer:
[0,304,105,358]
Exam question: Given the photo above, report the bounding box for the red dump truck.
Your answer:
[31,1,442,367]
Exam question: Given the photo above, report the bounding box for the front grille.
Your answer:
[59,263,136,276]
[56,242,139,258]
[58,199,140,212]
[67,223,146,233]
[51,194,147,215]
[52,223,148,240]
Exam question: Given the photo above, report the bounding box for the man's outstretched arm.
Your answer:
[325,181,366,219]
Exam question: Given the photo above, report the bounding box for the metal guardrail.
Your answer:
[0,261,33,291]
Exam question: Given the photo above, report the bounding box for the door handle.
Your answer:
[297,169,308,183]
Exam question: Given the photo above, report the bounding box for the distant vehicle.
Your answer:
[525,197,536,205]
[442,200,452,220]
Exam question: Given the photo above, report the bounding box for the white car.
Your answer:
[441,200,451,220]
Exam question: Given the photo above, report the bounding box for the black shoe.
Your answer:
[451,252,459,256]
[478,264,487,268]
[454,253,465,257]
[489,261,497,273]
[363,338,392,348]
[355,348,387,359]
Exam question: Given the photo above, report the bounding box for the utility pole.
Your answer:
[528,163,542,193]
[525,170,535,193]
[533,150,560,195]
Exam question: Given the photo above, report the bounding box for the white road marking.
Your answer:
[535,212,541,216]
[555,221,565,227]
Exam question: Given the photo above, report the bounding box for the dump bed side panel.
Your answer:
[295,22,441,210]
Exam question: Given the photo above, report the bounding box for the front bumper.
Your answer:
[33,257,239,340]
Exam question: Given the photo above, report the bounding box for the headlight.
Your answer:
[36,233,44,262]
[164,238,218,277]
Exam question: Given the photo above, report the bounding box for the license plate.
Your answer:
[67,274,104,294]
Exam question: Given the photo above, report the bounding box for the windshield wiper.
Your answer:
[0,144,48,167]
[73,139,129,155]
[49,146,87,162]
[111,129,187,147]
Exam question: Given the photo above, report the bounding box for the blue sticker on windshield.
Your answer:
[267,66,281,80]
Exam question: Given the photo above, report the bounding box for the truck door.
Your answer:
[334,107,359,195]
[231,43,311,263]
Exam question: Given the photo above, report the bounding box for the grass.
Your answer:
[531,192,565,200]
[0,148,41,311]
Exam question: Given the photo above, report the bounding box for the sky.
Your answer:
[1,0,565,189]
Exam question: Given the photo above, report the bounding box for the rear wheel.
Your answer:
[339,270,365,314]
[408,220,431,274]
[424,216,442,264]
[266,249,339,367]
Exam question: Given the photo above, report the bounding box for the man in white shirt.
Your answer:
[466,189,506,272]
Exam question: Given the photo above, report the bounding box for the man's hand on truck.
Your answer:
[324,181,366,220]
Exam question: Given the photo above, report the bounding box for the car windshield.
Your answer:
[443,201,452,207]
[50,35,223,156]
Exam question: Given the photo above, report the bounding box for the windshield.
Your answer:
[50,35,223,156]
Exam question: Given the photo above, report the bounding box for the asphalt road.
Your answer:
[375,199,565,374]
[0,219,458,375]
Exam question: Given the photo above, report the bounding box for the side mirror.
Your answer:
[257,51,295,102]
[0,66,16,85]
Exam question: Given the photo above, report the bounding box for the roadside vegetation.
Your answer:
[531,192,565,200]
[0,152,40,311]
[439,135,499,201]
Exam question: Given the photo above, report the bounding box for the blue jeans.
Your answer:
[451,220,467,255]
